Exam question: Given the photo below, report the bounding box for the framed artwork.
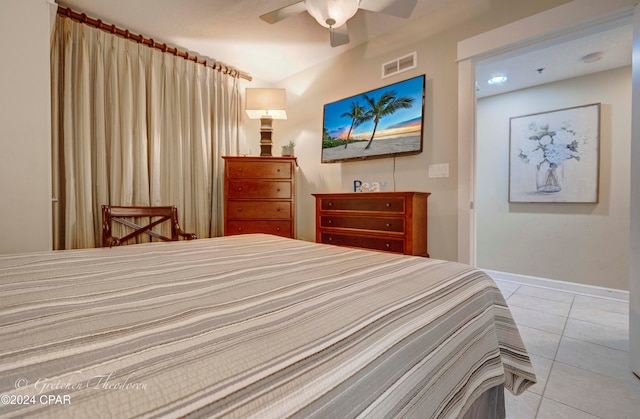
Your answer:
[509,103,600,203]
[321,75,425,163]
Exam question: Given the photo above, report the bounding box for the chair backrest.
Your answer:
[101,205,196,247]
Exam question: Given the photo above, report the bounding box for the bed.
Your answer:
[0,234,535,418]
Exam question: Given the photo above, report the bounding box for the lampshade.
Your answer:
[245,88,287,120]
[305,0,359,28]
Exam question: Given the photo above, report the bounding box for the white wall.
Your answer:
[0,0,570,259]
[477,67,632,290]
[278,32,459,260]
[268,0,571,261]
[629,1,640,377]
[0,0,53,254]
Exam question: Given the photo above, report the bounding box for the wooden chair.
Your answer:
[101,205,196,247]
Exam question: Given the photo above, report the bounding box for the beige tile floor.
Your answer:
[494,279,640,419]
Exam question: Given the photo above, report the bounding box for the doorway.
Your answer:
[475,20,631,290]
[456,0,639,377]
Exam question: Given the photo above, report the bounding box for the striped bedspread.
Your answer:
[0,234,535,418]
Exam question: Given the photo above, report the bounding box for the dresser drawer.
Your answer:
[226,161,292,179]
[223,157,296,239]
[226,201,291,220]
[320,215,404,233]
[320,197,405,213]
[226,221,291,237]
[227,180,291,199]
[314,192,429,257]
[320,233,405,254]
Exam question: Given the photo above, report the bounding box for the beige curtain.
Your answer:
[51,16,240,249]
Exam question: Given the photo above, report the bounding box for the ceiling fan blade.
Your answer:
[359,0,417,18]
[330,23,350,47]
[260,1,307,24]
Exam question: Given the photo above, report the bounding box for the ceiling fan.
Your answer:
[260,0,417,47]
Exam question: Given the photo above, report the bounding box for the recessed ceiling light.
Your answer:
[488,75,507,85]
[581,51,605,63]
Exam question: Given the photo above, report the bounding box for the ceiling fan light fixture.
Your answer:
[305,0,359,28]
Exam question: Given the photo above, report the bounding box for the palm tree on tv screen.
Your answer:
[362,91,414,150]
[340,101,366,148]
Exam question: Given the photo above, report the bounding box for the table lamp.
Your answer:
[245,88,287,156]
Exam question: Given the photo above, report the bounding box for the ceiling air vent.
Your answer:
[382,52,417,79]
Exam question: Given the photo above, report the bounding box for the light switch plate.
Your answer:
[428,163,449,178]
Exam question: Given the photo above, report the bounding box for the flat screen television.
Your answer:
[321,74,425,163]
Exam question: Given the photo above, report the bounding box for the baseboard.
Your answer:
[480,268,629,302]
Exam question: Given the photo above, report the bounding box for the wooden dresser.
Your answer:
[313,192,430,257]
[223,156,296,238]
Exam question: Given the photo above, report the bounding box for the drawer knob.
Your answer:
[237,207,242,212]
[277,188,281,192]
[276,207,281,212]
[328,202,333,207]
[328,219,332,224]
[385,203,391,207]
[276,227,281,231]
[237,187,242,191]
[238,168,242,172]
[328,237,333,241]
[386,223,391,227]
[385,243,391,248]
[237,227,242,231]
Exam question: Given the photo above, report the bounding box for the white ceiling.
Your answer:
[55,0,632,90]
[55,0,456,83]
[476,17,632,98]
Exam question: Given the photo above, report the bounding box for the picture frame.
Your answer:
[509,103,600,203]
[321,75,425,163]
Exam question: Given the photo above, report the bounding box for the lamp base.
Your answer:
[260,143,272,156]
[259,117,274,157]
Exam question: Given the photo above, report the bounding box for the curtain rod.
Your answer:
[57,6,252,81]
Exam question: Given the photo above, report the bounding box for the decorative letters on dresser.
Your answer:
[313,192,430,257]
[223,156,297,238]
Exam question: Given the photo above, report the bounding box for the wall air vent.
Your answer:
[382,52,417,79]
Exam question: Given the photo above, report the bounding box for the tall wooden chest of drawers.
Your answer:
[223,156,296,238]
[313,192,430,257]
